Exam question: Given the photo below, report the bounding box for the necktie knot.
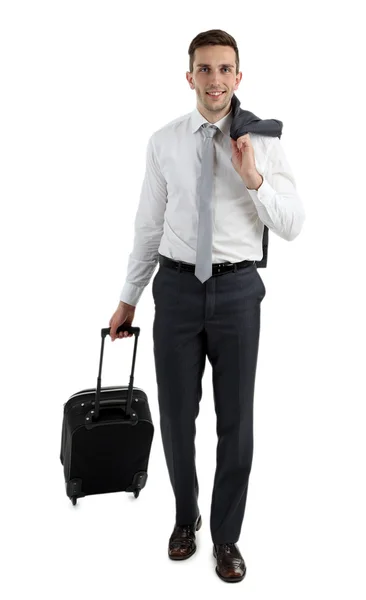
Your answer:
[201,123,219,139]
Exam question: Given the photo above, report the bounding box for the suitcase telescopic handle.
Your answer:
[102,326,140,337]
[93,325,141,422]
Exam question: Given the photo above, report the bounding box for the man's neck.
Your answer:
[197,104,232,125]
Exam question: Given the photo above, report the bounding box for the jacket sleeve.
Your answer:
[247,136,306,241]
[119,135,167,306]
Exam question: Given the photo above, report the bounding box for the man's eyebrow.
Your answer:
[196,63,235,68]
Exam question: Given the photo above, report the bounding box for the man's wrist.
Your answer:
[244,172,263,191]
[120,300,136,309]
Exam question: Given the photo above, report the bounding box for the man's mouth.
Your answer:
[206,91,225,98]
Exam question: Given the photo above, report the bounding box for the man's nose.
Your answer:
[209,76,221,86]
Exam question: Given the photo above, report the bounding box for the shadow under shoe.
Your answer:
[168,515,202,560]
[213,542,246,582]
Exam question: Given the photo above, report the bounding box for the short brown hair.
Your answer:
[188,29,240,75]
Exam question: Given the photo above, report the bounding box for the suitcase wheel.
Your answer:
[127,471,148,498]
[67,478,83,505]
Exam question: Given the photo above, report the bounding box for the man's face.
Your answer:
[186,45,242,116]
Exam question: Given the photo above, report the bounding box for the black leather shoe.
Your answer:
[168,514,202,560]
[213,543,246,582]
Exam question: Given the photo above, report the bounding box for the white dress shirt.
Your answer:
[119,105,306,306]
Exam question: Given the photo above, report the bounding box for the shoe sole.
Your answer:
[168,515,202,561]
[212,546,246,583]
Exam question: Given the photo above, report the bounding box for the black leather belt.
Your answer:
[158,253,255,276]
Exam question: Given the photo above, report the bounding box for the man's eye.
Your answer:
[200,67,230,72]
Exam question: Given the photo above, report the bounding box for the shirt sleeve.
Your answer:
[246,136,306,241]
[119,135,167,306]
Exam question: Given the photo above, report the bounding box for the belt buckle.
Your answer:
[214,262,234,275]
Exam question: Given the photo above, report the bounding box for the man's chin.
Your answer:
[203,94,230,110]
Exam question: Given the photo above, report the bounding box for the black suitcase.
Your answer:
[60,325,154,505]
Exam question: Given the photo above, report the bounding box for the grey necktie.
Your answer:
[195,123,219,283]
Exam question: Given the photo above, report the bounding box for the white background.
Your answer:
[1,1,365,598]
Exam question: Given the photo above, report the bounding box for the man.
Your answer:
[109,29,306,583]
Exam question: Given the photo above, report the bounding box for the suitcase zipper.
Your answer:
[68,386,145,400]
[64,386,145,407]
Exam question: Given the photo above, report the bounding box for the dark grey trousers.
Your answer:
[151,255,266,544]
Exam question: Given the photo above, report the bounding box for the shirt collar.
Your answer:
[191,105,232,137]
